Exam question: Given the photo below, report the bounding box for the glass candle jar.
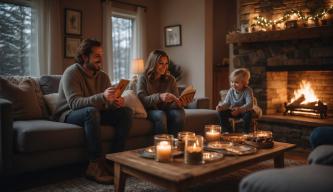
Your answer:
[154,134,173,163]
[255,131,272,139]
[205,125,221,143]
[177,131,195,151]
[184,135,204,165]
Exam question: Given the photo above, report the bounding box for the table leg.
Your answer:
[274,153,284,168]
[114,163,126,192]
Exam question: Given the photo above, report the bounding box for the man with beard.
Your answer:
[54,38,132,184]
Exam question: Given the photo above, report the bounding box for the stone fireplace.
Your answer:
[226,0,333,147]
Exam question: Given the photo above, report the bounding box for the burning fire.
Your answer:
[290,80,318,104]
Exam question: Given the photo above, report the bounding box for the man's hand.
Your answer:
[103,87,116,103]
[159,93,178,103]
[231,107,241,117]
[114,97,125,108]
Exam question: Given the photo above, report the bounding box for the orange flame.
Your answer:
[290,80,318,104]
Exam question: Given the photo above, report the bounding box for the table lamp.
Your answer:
[129,58,144,90]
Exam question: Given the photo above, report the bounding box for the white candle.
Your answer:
[156,141,172,162]
[205,129,221,142]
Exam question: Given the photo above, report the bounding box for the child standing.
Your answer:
[216,68,254,133]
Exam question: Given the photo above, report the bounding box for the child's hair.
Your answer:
[229,68,251,86]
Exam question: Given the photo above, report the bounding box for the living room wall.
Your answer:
[61,0,161,71]
[159,0,213,99]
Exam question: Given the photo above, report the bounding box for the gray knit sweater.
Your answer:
[54,63,111,122]
[137,74,179,110]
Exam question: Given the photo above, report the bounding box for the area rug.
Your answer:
[22,159,306,192]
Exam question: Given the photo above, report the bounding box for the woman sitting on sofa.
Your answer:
[137,50,185,136]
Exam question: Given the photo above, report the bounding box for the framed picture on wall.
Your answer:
[65,8,82,35]
[65,37,81,58]
[164,25,182,47]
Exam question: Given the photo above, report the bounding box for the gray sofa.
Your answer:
[239,145,333,192]
[0,75,219,176]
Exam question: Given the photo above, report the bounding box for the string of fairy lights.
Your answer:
[252,5,333,30]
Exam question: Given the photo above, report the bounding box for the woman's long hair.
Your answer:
[144,50,169,81]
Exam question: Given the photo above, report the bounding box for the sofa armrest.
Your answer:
[308,145,333,165]
[186,97,210,109]
[0,98,14,175]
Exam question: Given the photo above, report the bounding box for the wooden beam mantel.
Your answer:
[226,26,333,44]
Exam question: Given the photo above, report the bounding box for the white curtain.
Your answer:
[102,0,113,76]
[31,0,62,75]
[134,7,147,62]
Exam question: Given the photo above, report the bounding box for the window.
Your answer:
[0,1,33,75]
[111,14,135,84]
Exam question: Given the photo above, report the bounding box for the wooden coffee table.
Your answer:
[106,141,295,192]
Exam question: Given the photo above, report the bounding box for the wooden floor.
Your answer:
[284,147,310,162]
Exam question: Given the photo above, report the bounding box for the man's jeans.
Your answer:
[219,110,252,133]
[65,106,132,160]
[310,126,333,149]
[148,108,185,137]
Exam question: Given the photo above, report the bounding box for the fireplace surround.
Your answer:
[227,28,333,147]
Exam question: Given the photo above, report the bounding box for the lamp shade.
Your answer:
[132,59,144,74]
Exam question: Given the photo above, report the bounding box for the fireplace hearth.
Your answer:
[284,98,327,119]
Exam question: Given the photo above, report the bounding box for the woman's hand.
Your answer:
[159,93,178,103]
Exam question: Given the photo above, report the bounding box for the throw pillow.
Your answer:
[308,145,333,165]
[43,93,59,115]
[0,77,43,120]
[122,90,147,118]
[0,76,48,118]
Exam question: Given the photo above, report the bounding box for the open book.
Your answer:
[179,85,196,106]
[115,79,130,98]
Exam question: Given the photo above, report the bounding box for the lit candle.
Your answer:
[205,125,221,142]
[255,131,272,138]
[156,141,172,162]
[185,143,203,165]
[185,135,204,165]
[177,132,195,151]
[205,129,221,142]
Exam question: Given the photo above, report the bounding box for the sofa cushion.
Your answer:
[184,109,219,135]
[239,165,333,192]
[0,77,44,120]
[122,90,147,118]
[43,93,59,115]
[1,76,49,118]
[308,145,333,165]
[39,75,62,94]
[14,120,84,152]
[14,118,153,153]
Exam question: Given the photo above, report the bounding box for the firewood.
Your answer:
[287,94,305,107]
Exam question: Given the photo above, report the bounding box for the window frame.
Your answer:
[111,9,137,83]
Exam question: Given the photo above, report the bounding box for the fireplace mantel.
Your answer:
[226,26,333,44]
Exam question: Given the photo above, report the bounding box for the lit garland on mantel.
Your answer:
[252,5,333,30]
